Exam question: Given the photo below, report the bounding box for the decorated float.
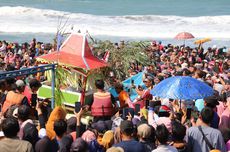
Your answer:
[36,33,107,107]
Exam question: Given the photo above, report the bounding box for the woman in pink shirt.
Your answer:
[219,96,230,132]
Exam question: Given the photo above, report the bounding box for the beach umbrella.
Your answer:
[174,32,195,45]
[194,38,211,45]
[150,76,213,101]
[174,32,195,40]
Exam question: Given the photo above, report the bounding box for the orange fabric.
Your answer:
[118,91,129,108]
[46,106,66,140]
[2,91,25,114]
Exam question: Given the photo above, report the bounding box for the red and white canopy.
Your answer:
[37,33,107,71]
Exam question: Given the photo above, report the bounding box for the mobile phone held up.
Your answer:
[122,108,134,120]
[31,94,37,107]
[145,100,149,109]
[135,104,140,115]
[131,80,135,89]
[75,102,82,113]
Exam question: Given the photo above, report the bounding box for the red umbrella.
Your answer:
[174,32,195,40]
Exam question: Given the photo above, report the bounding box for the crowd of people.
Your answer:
[0,38,229,152]
[0,39,53,72]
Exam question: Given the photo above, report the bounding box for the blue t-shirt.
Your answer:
[113,140,145,152]
[211,111,220,129]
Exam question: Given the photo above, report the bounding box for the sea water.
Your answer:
[0,0,230,47]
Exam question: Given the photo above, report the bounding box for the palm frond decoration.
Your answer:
[55,66,66,106]
[92,40,152,81]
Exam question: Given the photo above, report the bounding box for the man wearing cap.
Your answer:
[2,80,29,114]
[113,120,145,152]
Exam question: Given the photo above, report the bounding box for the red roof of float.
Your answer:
[38,33,107,70]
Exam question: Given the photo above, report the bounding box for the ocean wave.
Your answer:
[0,6,230,38]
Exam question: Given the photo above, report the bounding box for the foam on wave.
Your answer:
[0,6,230,38]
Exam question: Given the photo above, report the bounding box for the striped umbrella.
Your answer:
[174,32,195,40]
